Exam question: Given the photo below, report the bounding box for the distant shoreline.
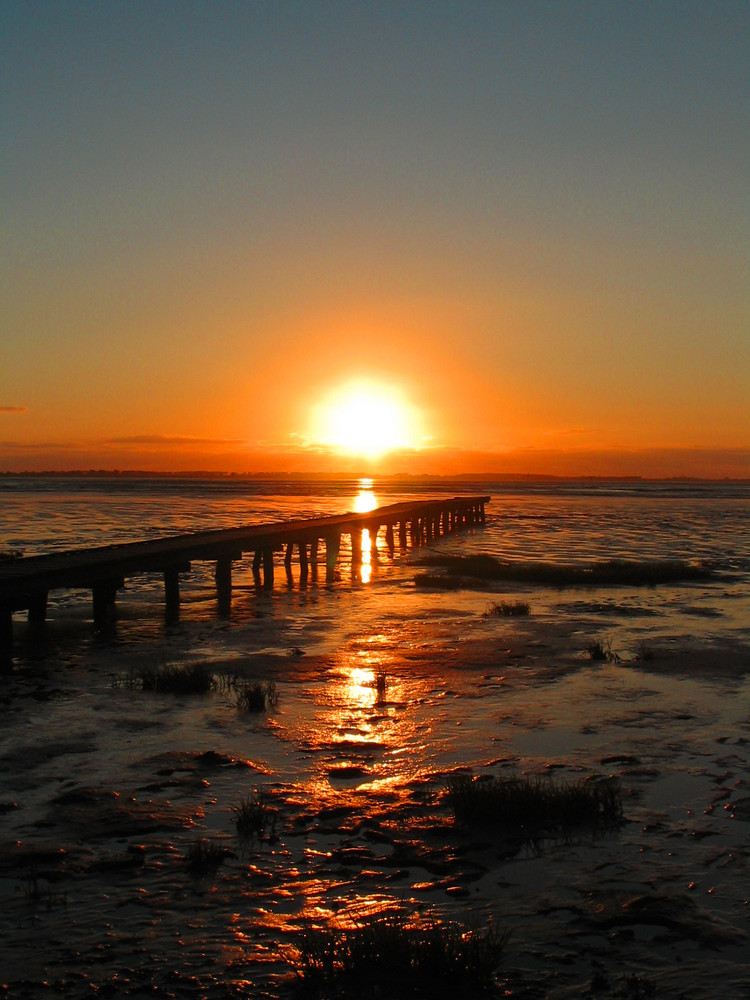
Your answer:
[1,469,748,484]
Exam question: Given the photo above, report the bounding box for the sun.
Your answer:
[310,380,422,458]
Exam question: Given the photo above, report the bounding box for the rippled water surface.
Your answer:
[1,477,749,998]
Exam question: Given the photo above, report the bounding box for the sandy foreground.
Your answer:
[0,606,748,999]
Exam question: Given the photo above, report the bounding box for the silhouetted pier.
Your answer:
[0,496,489,656]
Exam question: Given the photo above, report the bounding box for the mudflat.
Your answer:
[1,606,748,999]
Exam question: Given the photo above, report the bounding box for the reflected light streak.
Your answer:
[361,529,372,584]
[274,631,445,816]
[341,665,383,709]
[354,484,377,584]
[353,483,376,512]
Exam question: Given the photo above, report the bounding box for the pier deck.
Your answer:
[0,495,489,654]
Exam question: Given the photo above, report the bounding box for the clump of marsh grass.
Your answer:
[22,863,67,909]
[296,911,508,997]
[446,773,622,840]
[113,661,215,694]
[140,661,215,694]
[586,638,620,663]
[487,600,530,617]
[183,837,229,873]
[418,554,714,587]
[634,640,656,662]
[235,679,279,713]
[232,786,277,842]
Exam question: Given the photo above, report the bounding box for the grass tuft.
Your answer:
[22,863,67,909]
[296,911,508,997]
[587,638,620,662]
[487,600,530,617]
[233,786,277,841]
[183,837,229,873]
[235,679,279,713]
[446,773,622,840]
[113,661,215,694]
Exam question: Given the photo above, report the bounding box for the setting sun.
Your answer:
[309,381,422,458]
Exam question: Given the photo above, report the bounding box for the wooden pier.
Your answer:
[0,495,489,655]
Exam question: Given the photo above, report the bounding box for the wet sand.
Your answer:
[1,598,748,1000]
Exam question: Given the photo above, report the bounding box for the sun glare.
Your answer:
[310,381,421,458]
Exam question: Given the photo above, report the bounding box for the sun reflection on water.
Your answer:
[353,479,375,508]
[353,481,377,584]
[360,531,372,584]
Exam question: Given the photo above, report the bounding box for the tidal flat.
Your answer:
[1,605,748,999]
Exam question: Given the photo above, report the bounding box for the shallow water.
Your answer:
[1,477,749,997]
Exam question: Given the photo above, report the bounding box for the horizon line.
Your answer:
[2,468,749,484]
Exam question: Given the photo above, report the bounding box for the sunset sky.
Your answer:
[2,1,748,477]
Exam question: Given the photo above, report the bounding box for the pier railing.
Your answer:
[0,495,489,654]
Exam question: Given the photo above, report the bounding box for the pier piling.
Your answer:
[262,548,274,589]
[215,557,233,615]
[164,568,181,624]
[28,592,48,626]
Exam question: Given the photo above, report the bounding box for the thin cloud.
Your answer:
[0,440,74,450]
[106,435,247,446]
[0,405,27,413]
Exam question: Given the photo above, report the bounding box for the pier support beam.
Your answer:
[164,569,180,624]
[284,542,294,585]
[252,549,262,586]
[28,591,48,627]
[385,523,395,556]
[262,548,274,589]
[92,580,120,629]
[1,606,12,665]
[299,541,309,582]
[216,557,233,615]
[368,524,379,562]
[410,518,421,546]
[325,534,340,582]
